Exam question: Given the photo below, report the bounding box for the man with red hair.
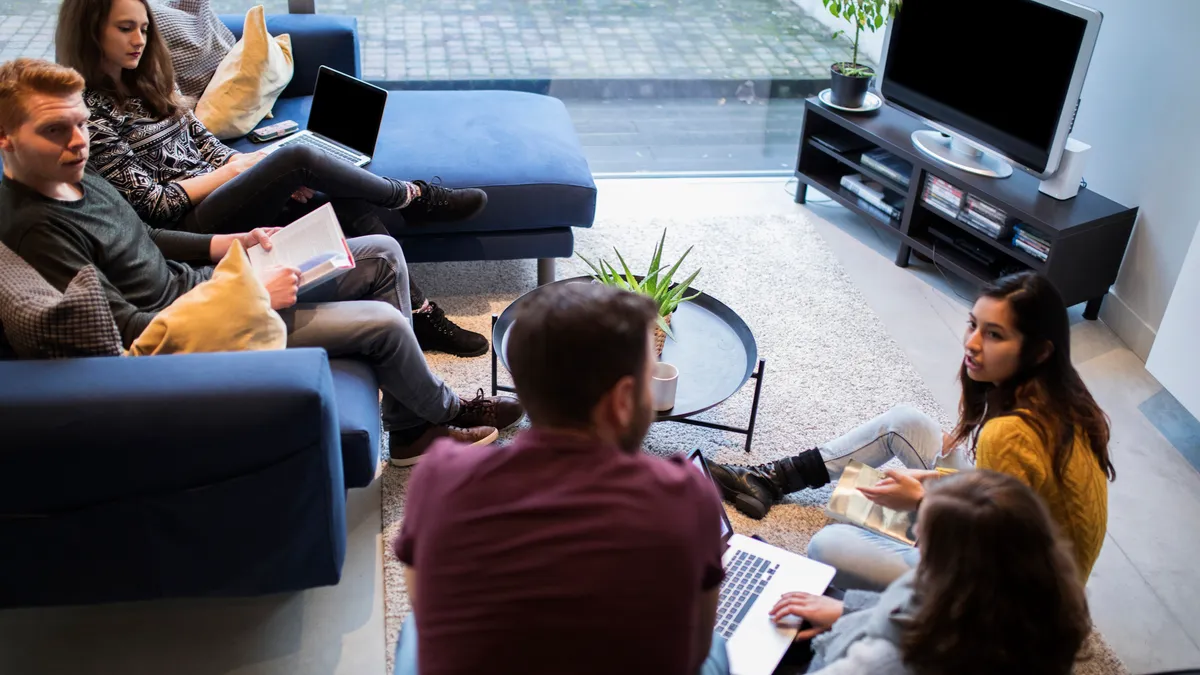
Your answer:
[0,58,521,461]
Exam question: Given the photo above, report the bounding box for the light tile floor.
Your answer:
[1,179,1193,674]
[0,477,388,675]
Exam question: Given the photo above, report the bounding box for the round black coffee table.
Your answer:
[490,277,766,452]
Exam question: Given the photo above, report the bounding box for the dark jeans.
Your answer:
[179,143,427,309]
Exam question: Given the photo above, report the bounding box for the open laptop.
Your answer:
[262,66,388,167]
[689,449,836,675]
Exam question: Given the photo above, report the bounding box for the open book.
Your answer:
[825,460,917,545]
[247,203,355,292]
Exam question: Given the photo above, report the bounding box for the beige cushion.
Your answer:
[128,240,286,356]
[194,4,293,140]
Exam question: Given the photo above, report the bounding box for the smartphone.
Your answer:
[249,120,299,143]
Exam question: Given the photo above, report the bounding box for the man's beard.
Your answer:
[617,389,654,453]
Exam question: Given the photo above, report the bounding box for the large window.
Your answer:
[2,0,862,175]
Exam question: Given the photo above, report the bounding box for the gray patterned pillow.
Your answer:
[0,244,123,359]
[152,0,237,100]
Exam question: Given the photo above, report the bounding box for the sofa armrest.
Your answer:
[220,14,361,98]
[0,349,343,515]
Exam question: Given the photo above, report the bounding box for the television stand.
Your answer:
[793,96,1137,319]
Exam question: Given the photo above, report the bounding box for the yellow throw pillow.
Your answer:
[127,240,287,356]
[195,4,293,140]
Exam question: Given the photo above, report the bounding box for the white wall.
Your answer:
[1071,0,1200,361]
[1146,219,1200,417]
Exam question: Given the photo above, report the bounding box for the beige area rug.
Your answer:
[382,211,1127,675]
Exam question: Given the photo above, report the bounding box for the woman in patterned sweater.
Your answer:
[54,0,492,357]
[710,271,1114,587]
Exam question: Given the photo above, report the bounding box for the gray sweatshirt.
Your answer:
[807,571,919,675]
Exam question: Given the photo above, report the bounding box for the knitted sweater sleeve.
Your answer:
[86,100,193,224]
[975,416,1049,493]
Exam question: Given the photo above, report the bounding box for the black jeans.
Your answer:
[179,143,426,309]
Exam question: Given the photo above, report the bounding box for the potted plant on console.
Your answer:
[578,230,701,357]
[823,0,901,108]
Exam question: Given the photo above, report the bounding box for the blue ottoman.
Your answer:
[222,14,596,285]
[248,91,596,279]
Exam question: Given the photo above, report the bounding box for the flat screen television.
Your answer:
[879,0,1103,179]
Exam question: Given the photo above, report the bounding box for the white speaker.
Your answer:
[1039,137,1091,200]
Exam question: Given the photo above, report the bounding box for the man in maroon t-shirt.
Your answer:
[393,283,729,675]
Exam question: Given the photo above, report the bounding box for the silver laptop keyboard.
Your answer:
[277,133,363,165]
[716,550,779,639]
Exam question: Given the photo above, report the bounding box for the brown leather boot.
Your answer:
[451,389,524,430]
[389,424,498,467]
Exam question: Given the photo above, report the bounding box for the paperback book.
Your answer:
[860,148,912,188]
[840,173,903,220]
[246,203,356,292]
[825,460,916,545]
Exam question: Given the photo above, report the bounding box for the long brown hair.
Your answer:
[901,471,1090,675]
[54,0,185,119]
[952,272,1114,481]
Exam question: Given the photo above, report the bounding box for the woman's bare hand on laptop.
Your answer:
[223,151,267,177]
[770,592,843,639]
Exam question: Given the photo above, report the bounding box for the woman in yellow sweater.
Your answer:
[709,271,1114,588]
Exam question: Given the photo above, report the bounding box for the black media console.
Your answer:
[793,96,1137,319]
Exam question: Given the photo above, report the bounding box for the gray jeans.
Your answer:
[278,235,458,432]
[807,405,970,591]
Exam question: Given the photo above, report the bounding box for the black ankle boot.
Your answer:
[708,448,830,520]
[412,302,489,357]
[400,179,487,224]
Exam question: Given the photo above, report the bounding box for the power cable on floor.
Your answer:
[784,178,835,205]
[929,240,980,304]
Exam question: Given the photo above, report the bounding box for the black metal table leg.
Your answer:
[490,314,498,396]
[664,359,766,452]
[744,358,766,453]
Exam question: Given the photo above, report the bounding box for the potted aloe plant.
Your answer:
[823,0,901,108]
[578,230,701,357]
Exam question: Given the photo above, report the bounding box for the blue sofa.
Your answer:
[0,13,594,608]
[0,348,380,607]
[221,14,597,284]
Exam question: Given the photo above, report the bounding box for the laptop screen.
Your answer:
[690,450,732,541]
[307,67,388,157]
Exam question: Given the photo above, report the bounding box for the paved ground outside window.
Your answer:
[0,0,866,174]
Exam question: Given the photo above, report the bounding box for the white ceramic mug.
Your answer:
[652,362,679,411]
